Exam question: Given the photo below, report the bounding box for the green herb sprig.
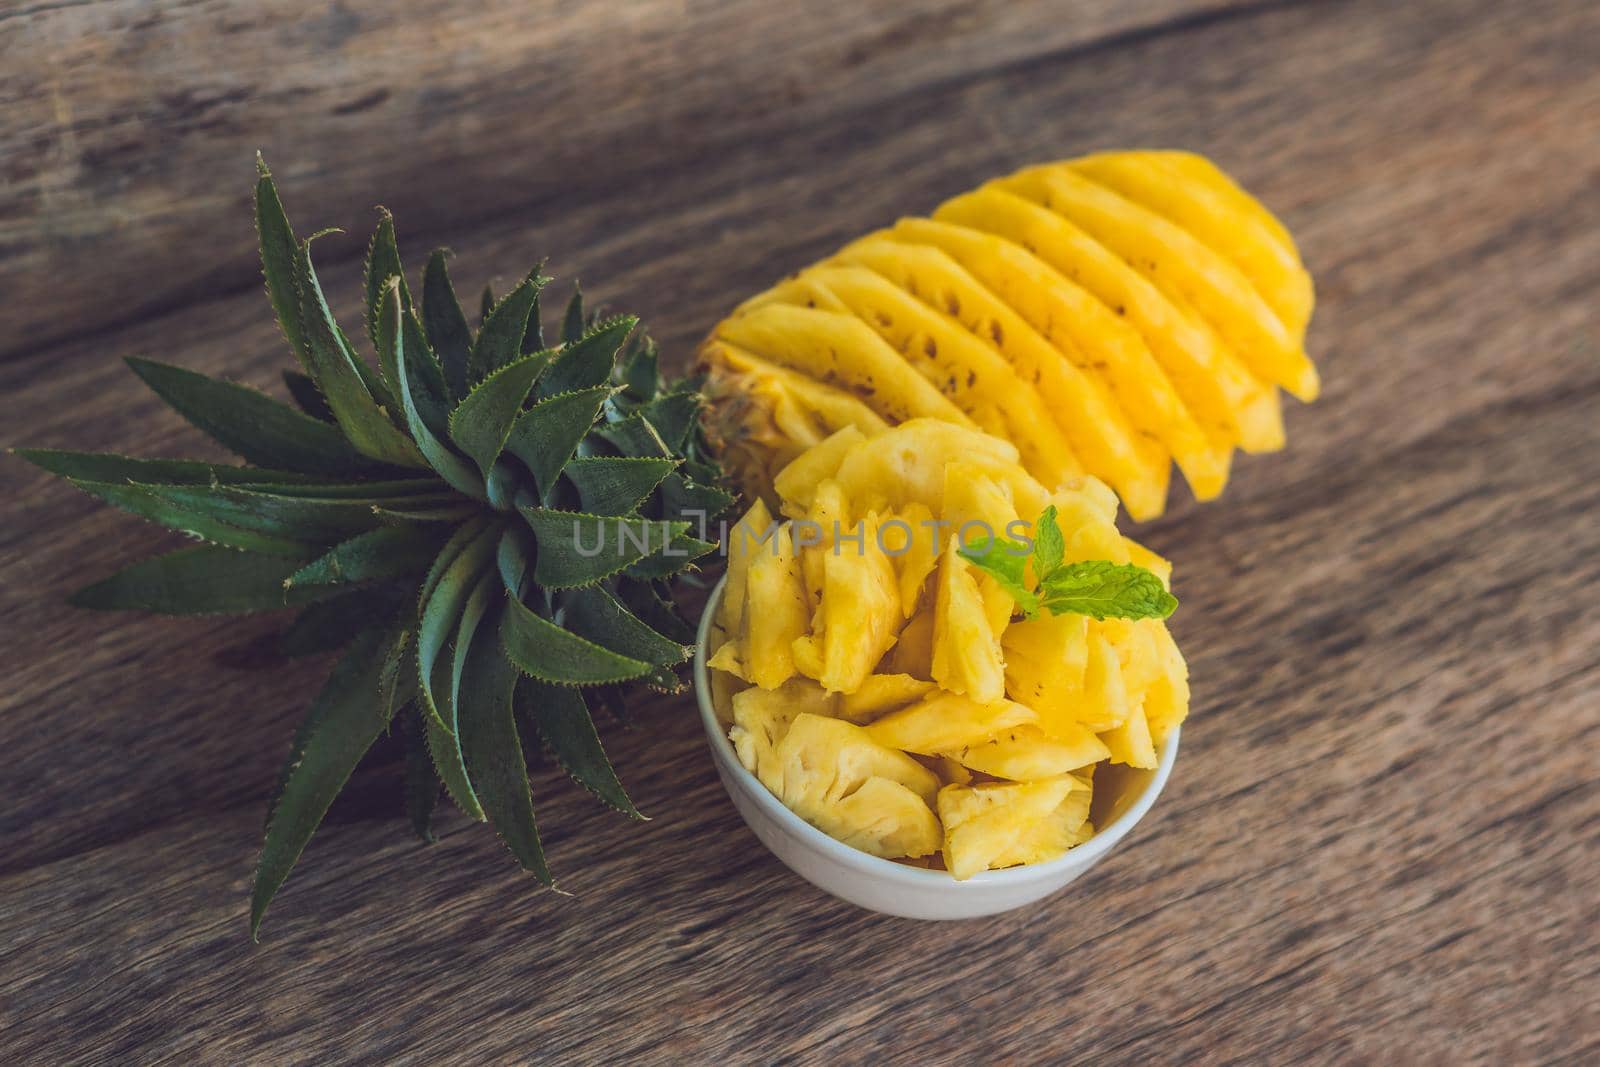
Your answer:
[958,506,1178,622]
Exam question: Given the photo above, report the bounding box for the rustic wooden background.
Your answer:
[3,0,1597,1061]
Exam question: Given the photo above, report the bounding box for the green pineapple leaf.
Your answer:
[459,629,551,880]
[363,207,412,353]
[503,387,611,496]
[500,595,663,686]
[447,351,550,479]
[401,707,440,843]
[252,623,408,939]
[561,585,690,667]
[561,283,585,345]
[470,272,548,380]
[126,358,370,476]
[70,545,333,615]
[519,509,690,589]
[422,250,473,399]
[563,456,679,515]
[69,480,324,558]
[380,282,486,501]
[15,448,315,487]
[535,316,636,400]
[296,240,425,469]
[522,680,642,819]
[286,524,448,588]
[17,159,729,935]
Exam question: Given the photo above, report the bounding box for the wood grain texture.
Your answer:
[2,0,1598,1062]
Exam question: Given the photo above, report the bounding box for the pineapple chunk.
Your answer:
[775,713,940,858]
[866,691,1035,755]
[1002,611,1089,724]
[836,673,937,724]
[717,497,775,636]
[930,539,1006,703]
[889,501,939,616]
[1143,623,1190,745]
[942,723,1109,780]
[817,511,901,693]
[1101,701,1158,769]
[774,425,867,517]
[937,776,1080,879]
[830,419,1046,516]
[728,680,838,793]
[887,609,935,680]
[744,522,812,689]
[993,784,1094,867]
[936,755,974,786]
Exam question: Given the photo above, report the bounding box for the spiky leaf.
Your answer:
[500,595,663,685]
[471,272,548,380]
[70,545,333,615]
[561,585,689,667]
[519,508,690,588]
[296,241,425,468]
[70,480,323,558]
[536,316,637,400]
[448,352,550,479]
[563,456,678,515]
[380,281,485,501]
[459,628,551,880]
[521,680,641,818]
[364,208,412,352]
[126,358,371,476]
[252,624,407,938]
[504,387,611,497]
[287,524,448,588]
[422,251,473,398]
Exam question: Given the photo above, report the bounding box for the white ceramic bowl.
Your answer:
[694,577,1181,920]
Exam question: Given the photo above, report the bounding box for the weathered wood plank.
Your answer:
[1,0,1597,1060]
[0,0,1242,358]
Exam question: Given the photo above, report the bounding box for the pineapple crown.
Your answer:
[15,156,732,937]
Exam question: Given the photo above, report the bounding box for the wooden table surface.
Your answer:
[3,0,1597,1061]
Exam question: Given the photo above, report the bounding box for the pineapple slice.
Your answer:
[937,775,1080,879]
[836,673,937,724]
[743,521,812,689]
[942,723,1109,780]
[1002,611,1089,723]
[728,680,838,794]
[1100,701,1158,769]
[993,782,1095,867]
[889,501,939,616]
[775,713,940,859]
[791,479,849,676]
[887,608,935,680]
[830,419,1048,517]
[1143,623,1190,745]
[930,538,1006,703]
[866,691,1035,756]
[816,510,902,693]
[717,497,775,636]
[774,425,866,518]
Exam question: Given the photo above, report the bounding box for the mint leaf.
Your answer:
[1032,504,1065,577]
[957,537,1040,618]
[1039,560,1177,621]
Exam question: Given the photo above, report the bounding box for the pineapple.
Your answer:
[943,723,1109,780]
[836,673,937,724]
[700,151,1318,518]
[816,510,901,693]
[930,538,1007,703]
[16,159,728,936]
[993,782,1095,868]
[866,691,1036,756]
[889,500,940,616]
[728,680,839,793]
[887,608,936,680]
[937,776,1082,879]
[774,714,940,859]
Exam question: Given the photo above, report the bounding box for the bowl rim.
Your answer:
[693,575,1180,890]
